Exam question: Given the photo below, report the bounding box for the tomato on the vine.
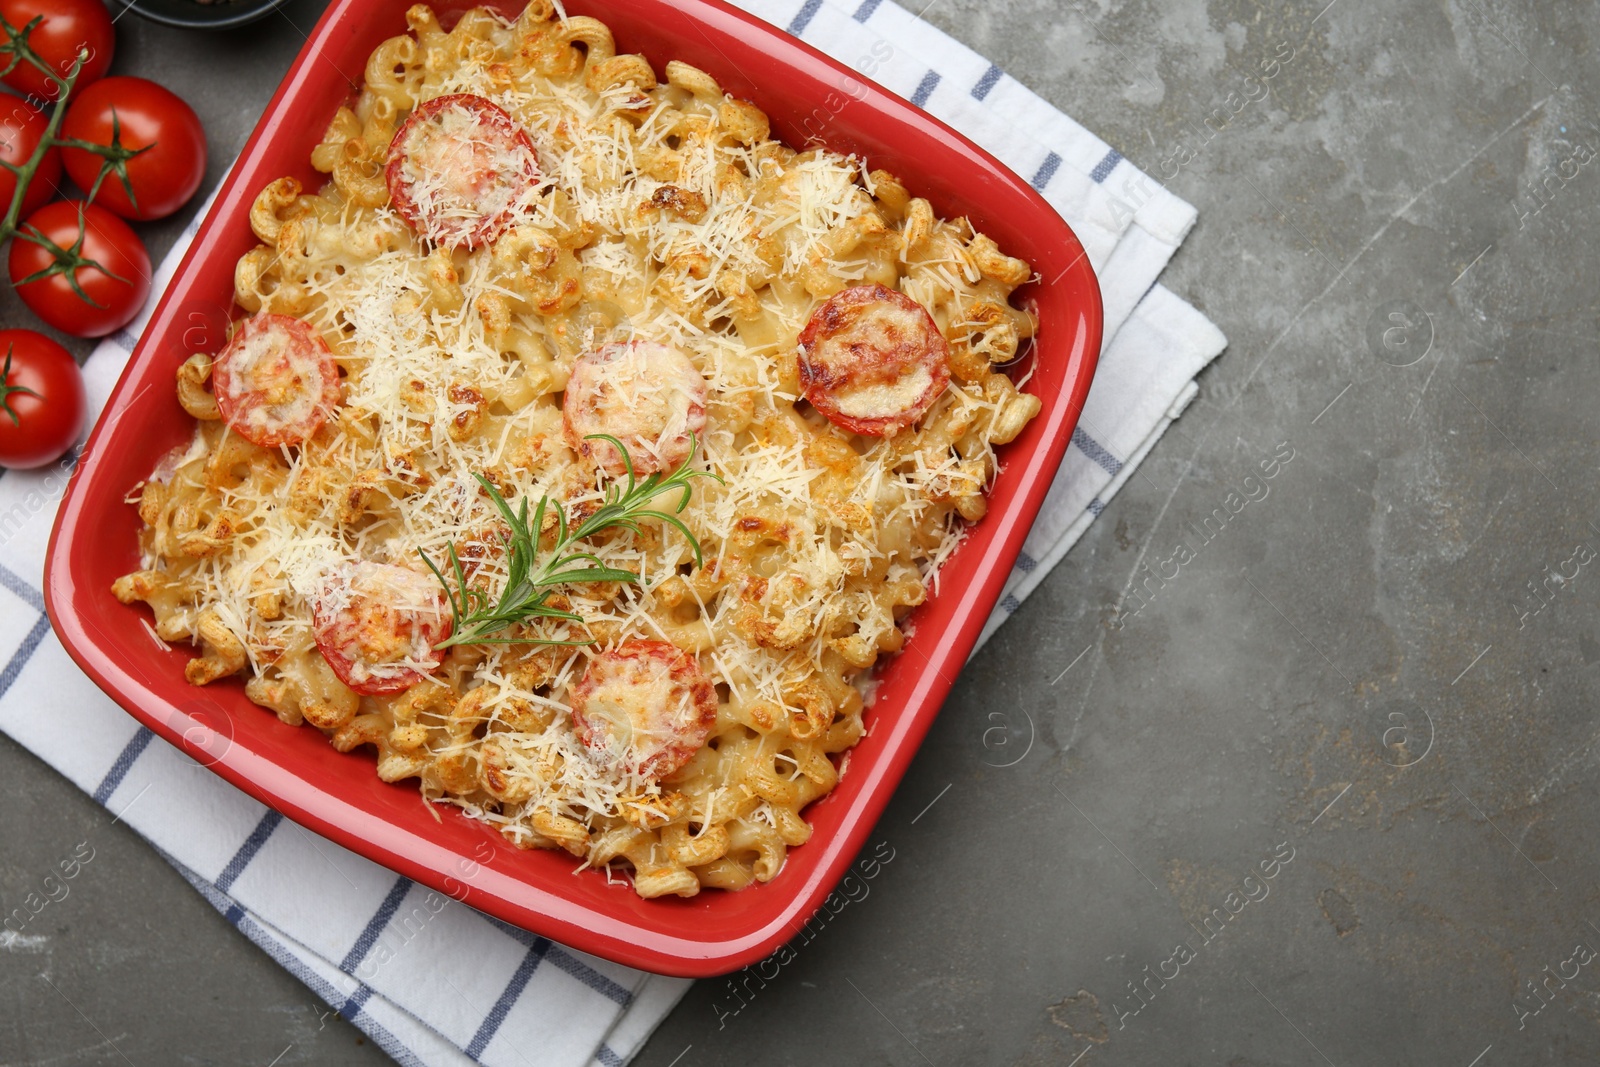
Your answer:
[0,328,85,469]
[0,0,113,103]
[61,77,206,221]
[9,201,150,337]
[0,96,60,218]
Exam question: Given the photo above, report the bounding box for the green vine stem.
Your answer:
[0,14,149,273]
[1,343,41,426]
[0,21,85,241]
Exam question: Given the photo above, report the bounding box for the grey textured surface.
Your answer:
[4,0,1599,1064]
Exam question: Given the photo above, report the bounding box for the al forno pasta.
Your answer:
[114,0,1041,898]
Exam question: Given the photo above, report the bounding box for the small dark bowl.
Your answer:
[114,0,290,30]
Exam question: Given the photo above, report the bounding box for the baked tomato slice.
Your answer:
[570,640,716,779]
[312,562,452,696]
[212,313,340,448]
[562,340,707,477]
[796,283,951,437]
[385,93,540,249]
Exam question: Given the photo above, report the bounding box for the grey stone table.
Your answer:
[4,0,1597,1063]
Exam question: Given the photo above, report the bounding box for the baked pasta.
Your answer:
[114,0,1041,898]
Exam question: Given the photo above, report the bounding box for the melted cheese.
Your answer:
[221,324,326,435]
[396,100,541,245]
[129,6,1036,879]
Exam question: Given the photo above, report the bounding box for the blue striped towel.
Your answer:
[0,0,1226,1062]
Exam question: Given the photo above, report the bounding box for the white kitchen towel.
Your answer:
[0,0,1228,1064]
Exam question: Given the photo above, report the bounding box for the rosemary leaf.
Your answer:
[422,433,720,650]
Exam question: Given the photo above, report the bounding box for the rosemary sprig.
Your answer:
[421,433,721,650]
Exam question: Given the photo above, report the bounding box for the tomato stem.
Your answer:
[0,17,80,242]
[0,15,61,85]
[0,14,150,254]
[11,201,126,306]
[0,343,41,427]
[56,109,151,212]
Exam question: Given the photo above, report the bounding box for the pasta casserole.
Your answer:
[113,0,1042,898]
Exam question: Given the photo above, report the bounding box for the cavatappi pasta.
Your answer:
[114,0,1041,897]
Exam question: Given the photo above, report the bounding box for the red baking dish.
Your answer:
[44,0,1101,976]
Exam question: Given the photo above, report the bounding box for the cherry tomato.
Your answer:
[0,97,61,219]
[8,201,150,337]
[563,340,706,477]
[386,93,540,249]
[571,640,716,779]
[60,76,206,221]
[0,328,84,469]
[0,0,113,103]
[212,313,340,447]
[312,562,452,695]
[796,283,951,437]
